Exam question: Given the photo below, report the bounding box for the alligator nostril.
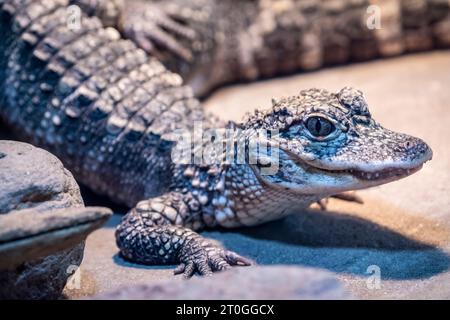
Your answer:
[404,138,433,161]
[403,139,417,151]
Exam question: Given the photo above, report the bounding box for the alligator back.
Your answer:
[0,0,206,206]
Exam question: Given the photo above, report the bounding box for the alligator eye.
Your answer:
[305,116,335,137]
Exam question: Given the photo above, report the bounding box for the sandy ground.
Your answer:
[67,51,450,299]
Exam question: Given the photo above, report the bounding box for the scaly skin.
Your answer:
[100,0,450,96]
[0,0,435,276]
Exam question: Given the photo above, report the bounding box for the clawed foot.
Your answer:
[316,191,364,210]
[116,193,252,279]
[175,241,252,278]
[119,1,196,61]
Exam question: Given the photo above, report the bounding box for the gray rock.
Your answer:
[92,266,350,299]
[0,245,85,300]
[0,140,112,299]
[0,140,82,213]
[0,206,112,270]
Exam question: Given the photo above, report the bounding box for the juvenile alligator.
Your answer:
[76,0,450,95]
[0,0,436,276]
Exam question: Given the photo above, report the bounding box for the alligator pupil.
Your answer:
[315,120,322,133]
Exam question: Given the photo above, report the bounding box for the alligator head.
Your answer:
[243,87,432,196]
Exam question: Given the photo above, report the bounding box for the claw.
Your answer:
[183,261,196,278]
[216,261,231,271]
[208,256,231,271]
[224,251,252,266]
[197,260,213,276]
[120,1,195,62]
[174,262,186,275]
[316,198,329,211]
[134,33,155,53]
[155,13,196,40]
[144,27,193,62]
[178,258,213,278]
[316,192,364,211]
[164,5,208,24]
[178,245,251,278]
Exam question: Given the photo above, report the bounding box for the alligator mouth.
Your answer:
[282,148,425,182]
[323,165,423,181]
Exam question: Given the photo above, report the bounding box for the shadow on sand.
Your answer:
[203,208,450,280]
[112,253,176,271]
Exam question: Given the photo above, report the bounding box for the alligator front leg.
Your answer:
[115,192,251,277]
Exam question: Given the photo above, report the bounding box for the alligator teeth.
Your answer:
[323,166,420,181]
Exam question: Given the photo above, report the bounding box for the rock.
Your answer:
[0,245,85,300]
[0,140,112,299]
[0,206,112,270]
[91,266,350,299]
[0,140,82,213]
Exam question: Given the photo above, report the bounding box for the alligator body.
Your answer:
[0,0,437,276]
[49,0,450,95]
[107,0,450,95]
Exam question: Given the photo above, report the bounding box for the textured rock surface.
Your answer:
[0,206,112,270]
[92,266,350,300]
[0,140,111,299]
[0,140,82,213]
[70,52,450,300]
[0,244,84,300]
